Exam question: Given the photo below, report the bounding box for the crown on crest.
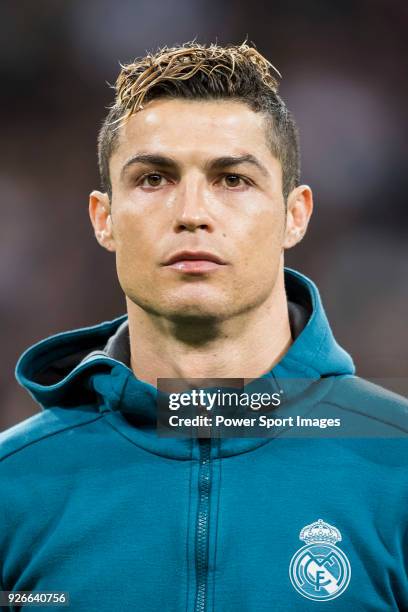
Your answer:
[299,519,342,545]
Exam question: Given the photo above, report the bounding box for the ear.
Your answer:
[88,190,116,252]
[283,185,314,249]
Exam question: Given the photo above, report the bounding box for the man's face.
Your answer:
[95,99,302,322]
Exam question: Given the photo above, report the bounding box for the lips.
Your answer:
[163,251,227,266]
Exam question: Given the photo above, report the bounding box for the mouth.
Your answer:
[161,250,228,274]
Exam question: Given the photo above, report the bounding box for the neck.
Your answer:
[126,270,292,387]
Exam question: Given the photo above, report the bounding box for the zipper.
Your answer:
[194,437,212,612]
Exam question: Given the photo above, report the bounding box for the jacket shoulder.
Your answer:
[0,408,104,463]
[324,375,408,432]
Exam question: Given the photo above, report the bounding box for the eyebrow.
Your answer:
[120,154,176,180]
[120,152,269,181]
[206,154,269,177]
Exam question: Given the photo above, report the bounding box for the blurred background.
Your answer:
[1,0,407,429]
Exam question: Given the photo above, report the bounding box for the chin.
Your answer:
[166,300,229,321]
[164,286,229,315]
[126,289,231,320]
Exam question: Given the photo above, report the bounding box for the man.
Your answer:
[1,42,407,611]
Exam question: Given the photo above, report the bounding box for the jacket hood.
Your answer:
[15,268,355,456]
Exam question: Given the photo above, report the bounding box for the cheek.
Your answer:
[236,208,285,262]
[113,233,155,290]
[113,208,154,258]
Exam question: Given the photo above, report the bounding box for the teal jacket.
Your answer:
[1,268,408,611]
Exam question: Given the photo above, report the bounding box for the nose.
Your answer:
[173,175,214,233]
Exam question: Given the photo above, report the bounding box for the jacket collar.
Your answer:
[15,268,355,459]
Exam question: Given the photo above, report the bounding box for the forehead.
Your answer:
[111,98,273,165]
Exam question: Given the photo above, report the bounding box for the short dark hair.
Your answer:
[97,42,300,201]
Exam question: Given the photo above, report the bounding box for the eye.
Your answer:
[139,173,169,188]
[221,174,248,188]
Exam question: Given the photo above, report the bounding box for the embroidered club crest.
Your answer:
[289,519,351,601]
